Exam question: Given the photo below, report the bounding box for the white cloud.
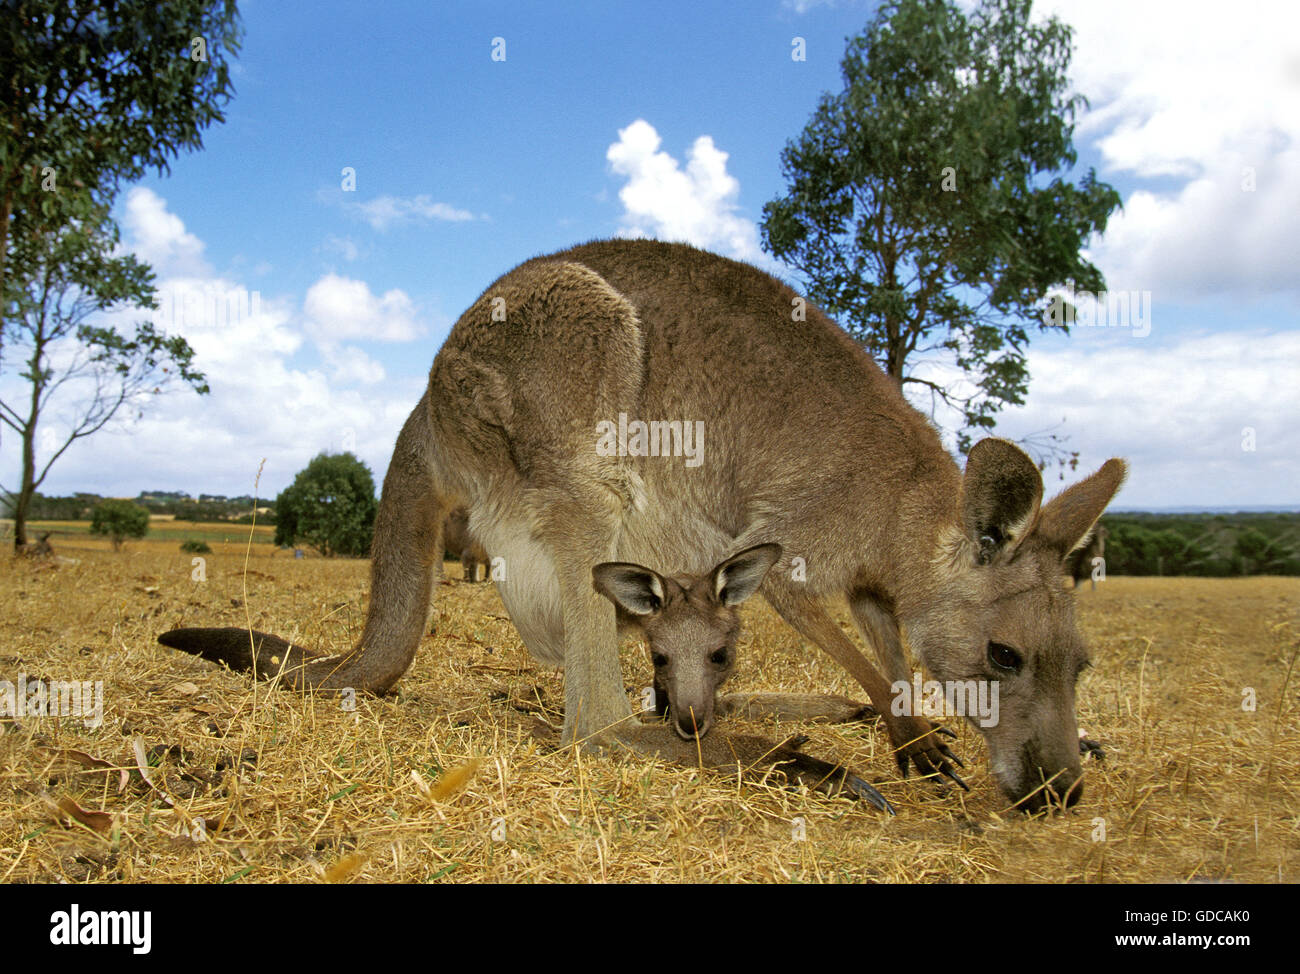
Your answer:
[606,119,768,265]
[1084,150,1300,298]
[120,187,211,277]
[350,194,475,231]
[1030,0,1300,299]
[956,329,1300,508]
[302,273,423,343]
[320,343,386,385]
[1,193,431,499]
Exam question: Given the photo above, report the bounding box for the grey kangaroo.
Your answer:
[1066,523,1107,590]
[592,543,875,739]
[159,239,1126,813]
[592,543,890,808]
[444,507,489,582]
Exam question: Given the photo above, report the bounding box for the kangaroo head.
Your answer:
[593,543,783,740]
[910,439,1126,812]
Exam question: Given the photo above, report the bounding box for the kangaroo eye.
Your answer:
[988,642,1022,672]
[651,653,668,668]
[709,648,729,666]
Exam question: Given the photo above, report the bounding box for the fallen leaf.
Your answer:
[429,758,481,801]
[39,746,130,791]
[46,795,114,834]
[324,853,367,883]
[171,682,200,696]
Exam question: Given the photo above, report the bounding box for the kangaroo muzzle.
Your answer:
[671,699,714,739]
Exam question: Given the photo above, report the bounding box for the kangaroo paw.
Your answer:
[1079,736,1106,761]
[887,715,969,790]
[766,735,895,814]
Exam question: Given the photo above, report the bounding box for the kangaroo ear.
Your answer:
[711,543,782,606]
[1032,459,1127,558]
[961,439,1044,565]
[592,562,666,616]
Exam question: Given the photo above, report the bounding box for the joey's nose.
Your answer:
[674,710,709,739]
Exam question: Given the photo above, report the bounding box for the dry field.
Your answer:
[1,532,1296,884]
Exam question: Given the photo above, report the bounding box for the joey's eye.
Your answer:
[709,648,729,666]
[651,653,668,668]
[988,642,1022,672]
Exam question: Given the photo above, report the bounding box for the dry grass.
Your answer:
[1,534,1296,883]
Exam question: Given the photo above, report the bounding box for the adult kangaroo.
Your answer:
[160,239,1125,813]
[444,506,490,582]
[1066,523,1108,590]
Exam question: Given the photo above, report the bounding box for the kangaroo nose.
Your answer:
[1054,775,1083,808]
[1018,771,1083,813]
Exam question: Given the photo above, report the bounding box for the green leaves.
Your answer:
[1,1,236,550]
[90,498,150,550]
[1,0,243,187]
[274,454,380,559]
[1,1,243,340]
[760,0,1120,464]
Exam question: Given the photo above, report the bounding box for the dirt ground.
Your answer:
[1,534,1295,883]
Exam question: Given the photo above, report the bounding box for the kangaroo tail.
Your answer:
[156,627,362,689]
[158,391,450,694]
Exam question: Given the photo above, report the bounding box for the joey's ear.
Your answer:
[961,439,1044,565]
[711,543,782,606]
[1032,459,1127,558]
[592,562,666,616]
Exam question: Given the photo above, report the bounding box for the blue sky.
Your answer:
[3,0,1297,509]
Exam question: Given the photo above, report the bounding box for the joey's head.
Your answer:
[909,439,1127,813]
[593,544,782,740]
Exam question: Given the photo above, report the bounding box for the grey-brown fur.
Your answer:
[1066,523,1108,590]
[593,543,878,740]
[159,239,1126,813]
[593,544,779,740]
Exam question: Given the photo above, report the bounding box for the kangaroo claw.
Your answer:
[891,717,969,790]
[938,744,966,768]
[842,772,896,814]
[939,765,970,791]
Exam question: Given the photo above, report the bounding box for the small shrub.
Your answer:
[180,539,212,554]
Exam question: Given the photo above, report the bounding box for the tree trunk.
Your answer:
[882,321,906,389]
[14,426,36,550]
[0,187,11,356]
